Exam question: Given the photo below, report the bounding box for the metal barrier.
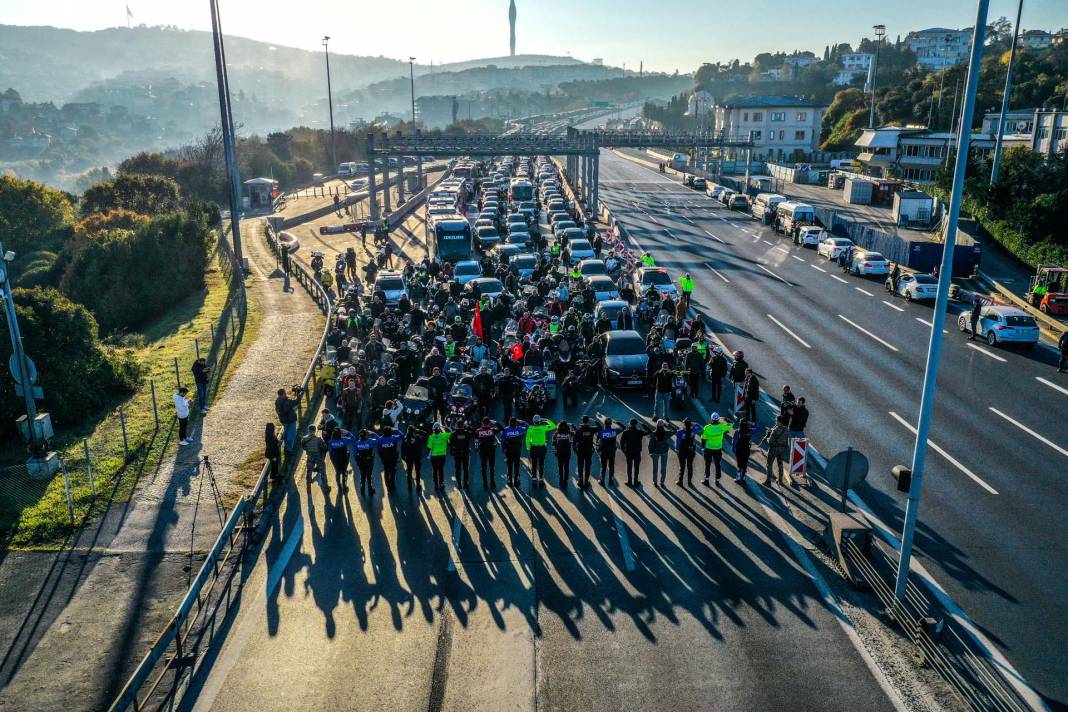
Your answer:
[109,225,332,712]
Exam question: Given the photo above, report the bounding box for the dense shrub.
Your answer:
[80,174,182,216]
[0,174,74,255]
[0,288,140,431]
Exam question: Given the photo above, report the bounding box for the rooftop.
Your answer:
[717,95,826,109]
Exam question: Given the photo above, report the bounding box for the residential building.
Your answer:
[782,54,818,69]
[834,52,873,85]
[905,27,973,70]
[713,95,828,161]
[762,68,785,82]
[1019,29,1052,49]
[854,125,995,183]
[982,108,1037,137]
[1053,28,1067,45]
[1032,110,1068,156]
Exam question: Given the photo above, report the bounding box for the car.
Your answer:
[505,230,531,247]
[707,185,725,200]
[849,250,891,276]
[567,238,596,263]
[728,194,750,211]
[349,178,368,190]
[493,243,523,261]
[512,253,538,278]
[599,330,650,389]
[683,175,695,187]
[465,277,506,300]
[374,271,408,305]
[886,272,938,302]
[554,221,577,238]
[559,227,586,243]
[796,225,826,247]
[506,213,528,228]
[474,218,496,231]
[475,226,500,251]
[634,266,678,298]
[453,260,483,285]
[577,259,608,277]
[595,299,633,325]
[719,190,736,206]
[586,275,621,302]
[818,237,855,261]
[692,177,708,191]
[478,210,498,226]
[549,211,570,226]
[957,305,1040,347]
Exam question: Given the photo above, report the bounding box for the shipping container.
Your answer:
[828,172,846,189]
[870,179,901,206]
[892,191,935,227]
[843,176,873,205]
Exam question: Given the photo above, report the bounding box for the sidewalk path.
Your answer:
[0,217,325,711]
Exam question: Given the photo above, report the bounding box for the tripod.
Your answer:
[185,454,226,575]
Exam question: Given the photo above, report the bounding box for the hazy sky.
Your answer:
[4,0,1065,71]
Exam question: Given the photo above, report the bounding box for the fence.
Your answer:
[109,221,332,712]
[0,233,248,546]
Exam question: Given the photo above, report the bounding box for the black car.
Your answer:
[598,330,650,389]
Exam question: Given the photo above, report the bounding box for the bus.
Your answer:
[509,179,534,204]
[429,214,473,263]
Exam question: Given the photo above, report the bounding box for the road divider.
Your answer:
[837,315,899,352]
[887,411,998,495]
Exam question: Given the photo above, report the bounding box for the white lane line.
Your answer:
[811,264,827,273]
[757,264,790,285]
[1036,376,1068,397]
[837,314,899,352]
[854,287,875,296]
[791,255,805,262]
[966,343,1007,363]
[773,245,789,253]
[830,274,849,284]
[882,300,905,312]
[767,314,811,349]
[702,229,727,244]
[761,239,773,245]
[705,262,730,283]
[988,407,1068,458]
[888,412,998,495]
[915,316,949,334]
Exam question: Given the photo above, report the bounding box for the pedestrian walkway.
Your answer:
[0,217,326,711]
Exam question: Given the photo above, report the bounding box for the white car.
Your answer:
[707,185,725,200]
[578,259,608,277]
[465,277,505,300]
[513,253,538,279]
[818,237,855,261]
[957,305,1040,347]
[567,238,596,263]
[796,226,826,247]
[453,260,483,285]
[634,267,678,298]
[849,251,891,276]
[373,271,408,305]
[886,272,938,302]
[586,275,621,302]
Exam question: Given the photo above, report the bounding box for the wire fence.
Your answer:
[0,233,247,546]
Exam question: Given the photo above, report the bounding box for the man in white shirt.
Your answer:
[174,387,192,445]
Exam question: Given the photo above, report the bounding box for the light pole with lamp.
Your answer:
[410,56,423,190]
[868,24,886,129]
[323,36,337,173]
[990,0,1023,184]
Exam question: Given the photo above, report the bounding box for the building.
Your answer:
[1019,29,1052,49]
[981,108,1037,137]
[686,90,714,117]
[508,0,517,57]
[834,52,873,85]
[782,54,818,69]
[854,126,995,183]
[713,95,828,161]
[905,27,973,70]
[1032,110,1068,156]
[1053,28,1067,46]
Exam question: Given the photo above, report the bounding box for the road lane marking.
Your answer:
[988,407,1068,458]
[811,264,827,273]
[830,275,849,284]
[966,343,1007,363]
[837,314,899,352]
[915,317,949,334]
[887,412,998,494]
[757,264,790,285]
[1036,377,1068,397]
[767,314,811,348]
[791,255,805,262]
[702,229,727,244]
[773,246,789,253]
[854,287,874,296]
[882,300,905,312]
[761,239,773,245]
[705,263,730,283]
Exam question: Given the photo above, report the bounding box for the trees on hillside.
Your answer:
[81,173,182,216]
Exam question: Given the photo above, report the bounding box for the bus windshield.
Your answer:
[434,222,472,261]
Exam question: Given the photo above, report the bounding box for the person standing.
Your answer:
[597,417,621,486]
[174,387,192,446]
[620,418,649,487]
[501,418,527,487]
[353,429,379,496]
[653,363,673,420]
[648,420,672,488]
[685,344,705,400]
[674,418,701,486]
[759,415,791,486]
[968,297,983,341]
[449,421,474,490]
[678,273,695,308]
[574,415,598,489]
[701,413,732,486]
[742,367,760,423]
[1058,330,1068,373]
[789,397,809,439]
[265,422,281,481]
[525,415,557,487]
[733,418,753,483]
[426,423,452,492]
[552,422,574,489]
[475,417,502,489]
[327,426,354,492]
[301,424,327,483]
[191,357,210,414]
[402,424,427,492]
[708,347,728,403]
[377,425,403,491]
[275,388,299,455]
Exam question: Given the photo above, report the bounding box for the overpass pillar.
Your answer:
[416,129,424,191]
[383,150,392,216]
[591,142,600,218]
[367,133,379,224]
[743,148,751,195]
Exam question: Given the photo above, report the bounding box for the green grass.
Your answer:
[0,248,248,548]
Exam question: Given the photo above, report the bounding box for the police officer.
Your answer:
[476,417,502,488]
[501,418,528,487]
[620,418,650,487]
[597,417,622,486]
[449,420,474,490]
[377,425,403,491]
[574,415,599,489]
[402,424,427,491]
[354,429,379,496]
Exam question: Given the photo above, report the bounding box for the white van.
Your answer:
[337,162,356,177]
[775,202,816,234]
[751,193,787,222]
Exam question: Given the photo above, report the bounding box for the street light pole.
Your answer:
[0,246,37,430]
[990,0,1023,184]
[208,0,243,266]
[868,24,886,129]
[410,57,423,190]
[323,36,336,172]
[894,0,989,601]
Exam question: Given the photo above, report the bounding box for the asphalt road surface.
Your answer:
[592,147,1068,707]
[179,192,899,712]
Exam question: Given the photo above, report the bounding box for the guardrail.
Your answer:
[109,224,332,712]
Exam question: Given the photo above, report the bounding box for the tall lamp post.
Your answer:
[209,0,243,266]
[409,57,423,190]
[868,24,886,129]
[990,0,1023,184]
[323,35,337,172]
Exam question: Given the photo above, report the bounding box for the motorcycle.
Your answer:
[573,358,600,392]
[444,382,478,429]
[671,369,690,407]
[519,365,557,409]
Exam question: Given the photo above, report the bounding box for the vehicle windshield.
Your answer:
[377,277,404,291]
[913,275,937,284]
[581,262,607,274]
[862,253,886,261]
[455,263,480,276]
[514,256,536,269]
[477,279,504,293]
[590,278,615,291]
[1006,315,1037,327]
[571,240,592,251]
[607,335,646,356]
[641,271,671,286]
[476,227,498,238]
[598,304,624,319]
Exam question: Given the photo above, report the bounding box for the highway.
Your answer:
[589,146,1068,707]
[179,179,901,711]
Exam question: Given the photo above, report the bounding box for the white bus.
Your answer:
[509,178,534,204]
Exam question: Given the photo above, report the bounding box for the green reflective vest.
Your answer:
[641,255,656,267]
[427,432,451,456]
[679,276,695,293]
[701,422,732,450]
[525,420,557,449]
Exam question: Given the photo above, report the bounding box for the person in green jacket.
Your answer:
[525,415,557,486]
[701,412,733,486]
[679,273,695,308]
[426,423,452,491]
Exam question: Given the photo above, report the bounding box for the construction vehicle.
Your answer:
[1027,265,1068,316]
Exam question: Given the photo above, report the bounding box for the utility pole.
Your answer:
[0,246,36,428]
[208,0,243,266]
[990,0,1023,184]
[894,0,989,602]
[868,24,886,129]
[410,57,422,190]
[323,36,337,172]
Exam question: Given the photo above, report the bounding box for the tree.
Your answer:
[820,88,868,150]
[117,152,182,180]
[0,288,139,431]
[0,175,74,256]
[80,173,181,216]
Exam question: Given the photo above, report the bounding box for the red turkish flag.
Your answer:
[471,303,484,340]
